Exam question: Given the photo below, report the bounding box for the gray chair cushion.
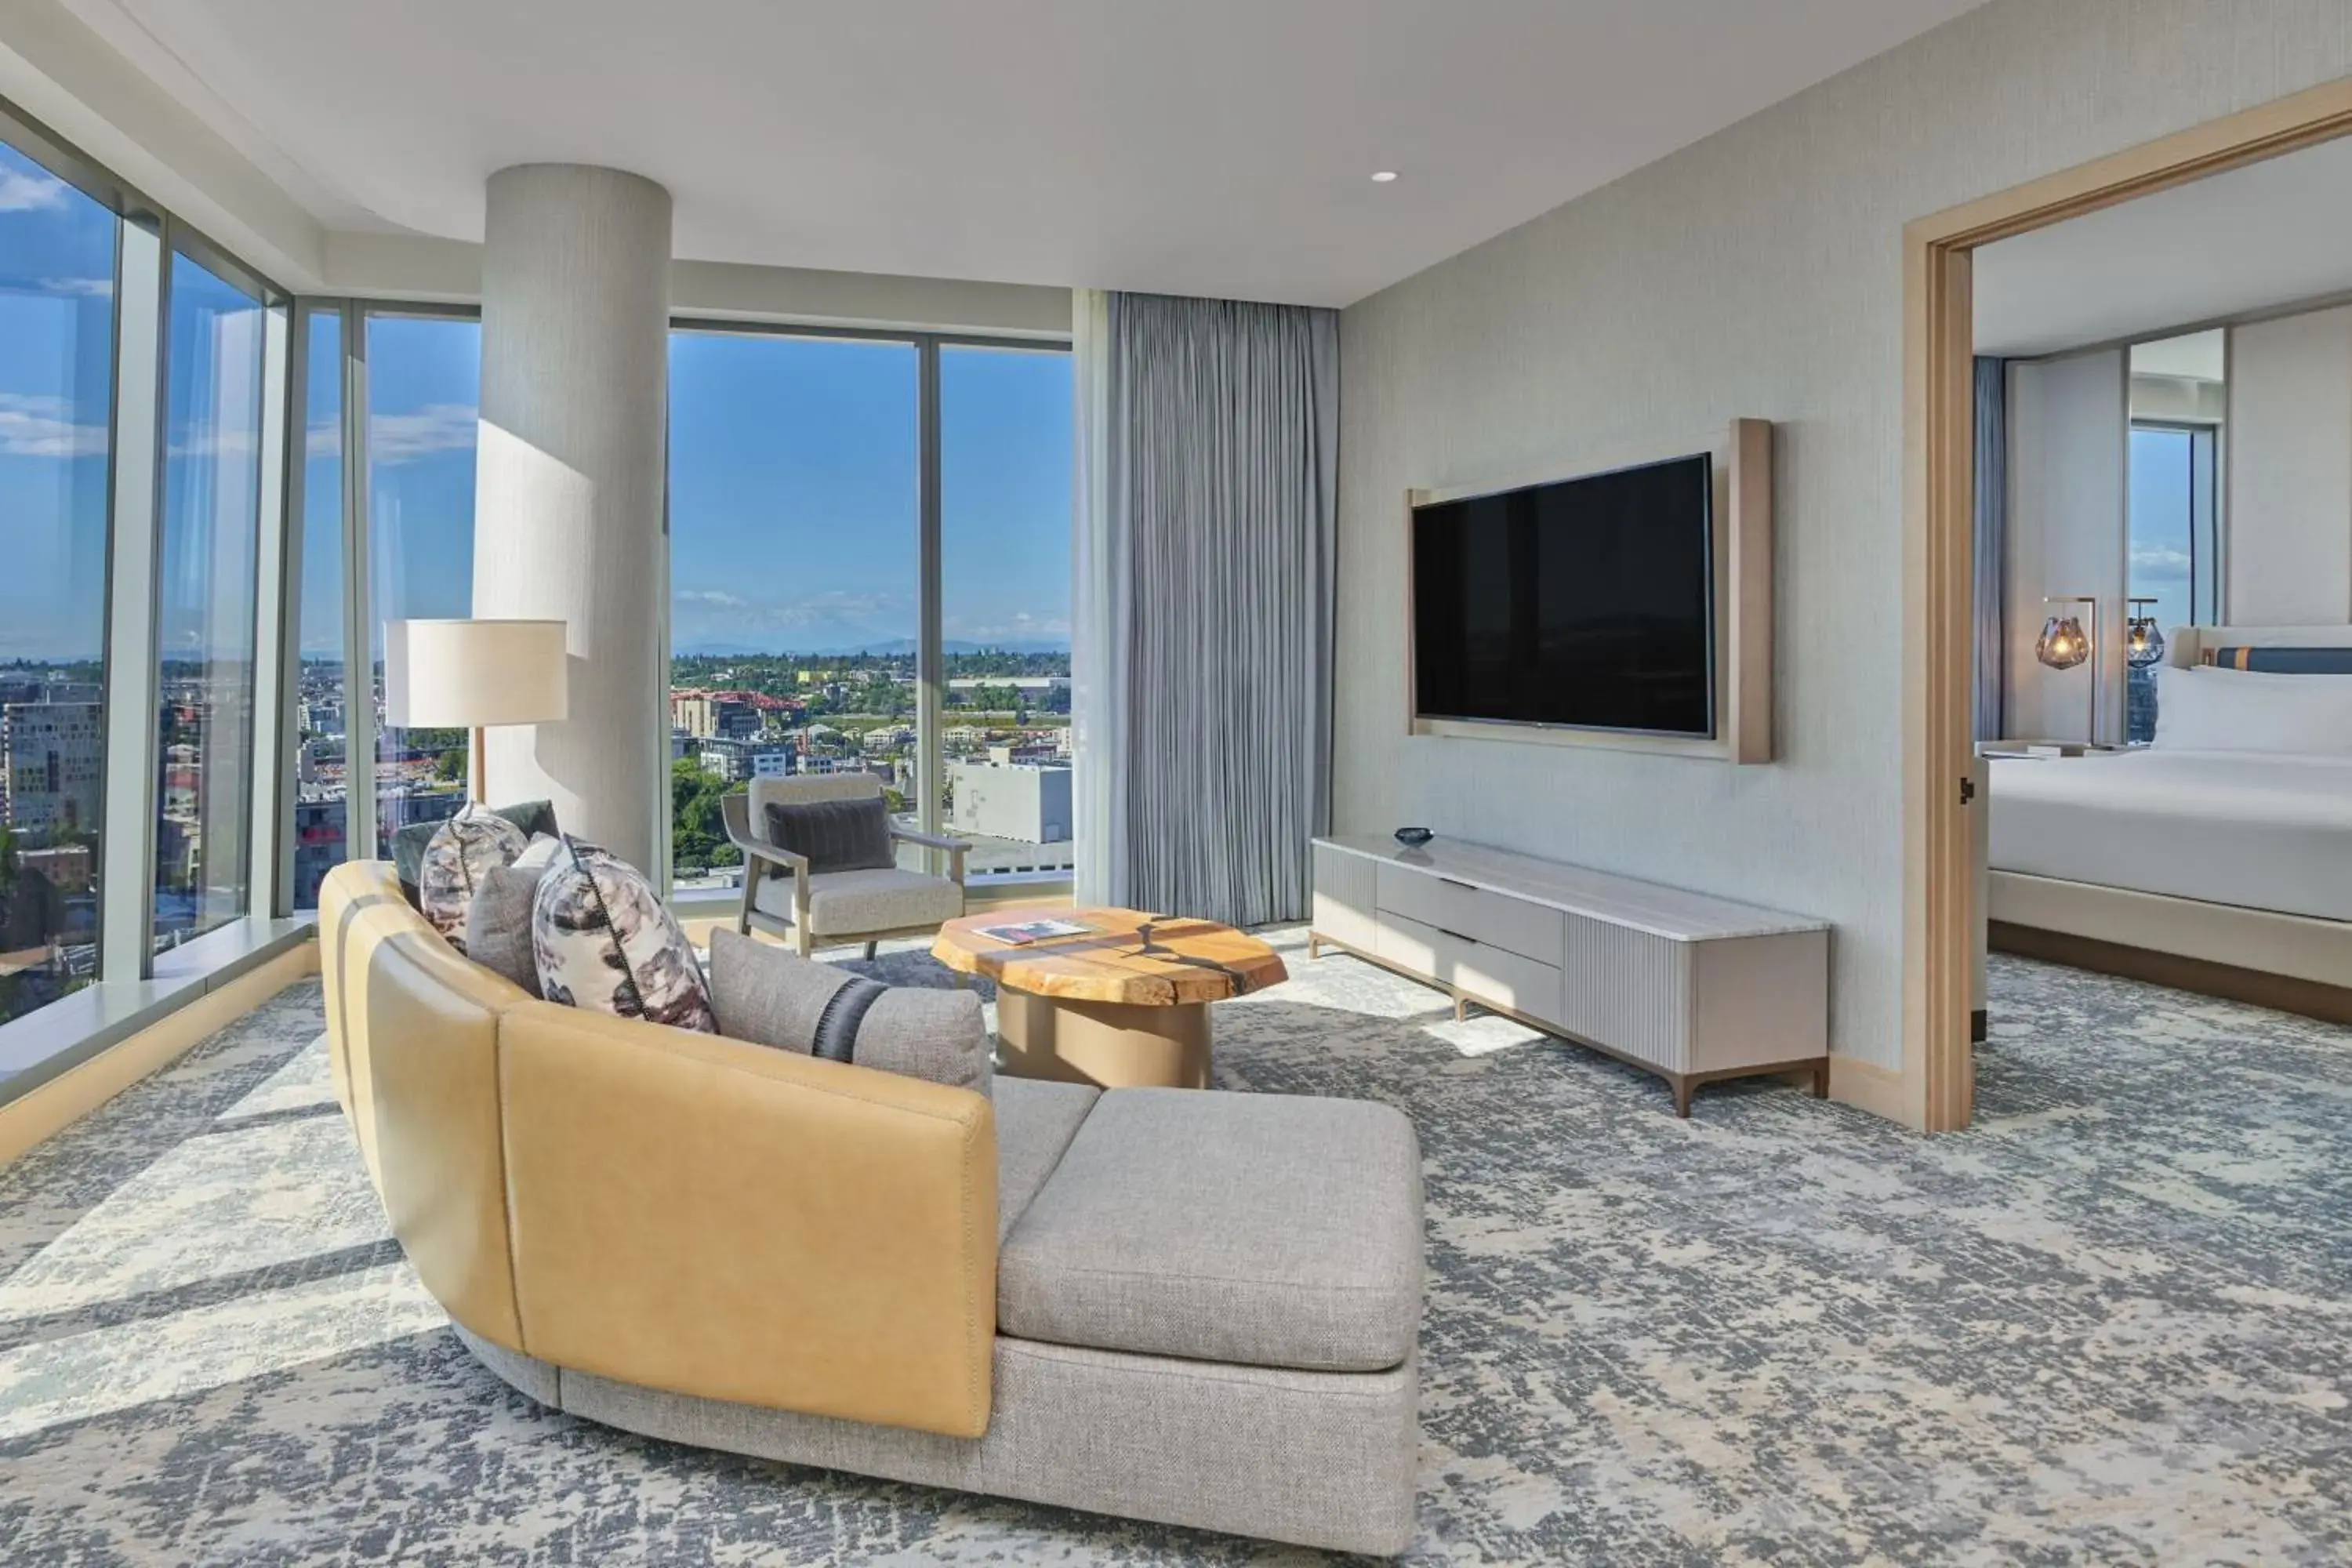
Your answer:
[999,1088,1423,1374]
[706,927,990,1095]
[765,797,895,873]
[752,867,964,935]
[462,834,561,996]
[992,1078,1098,1243]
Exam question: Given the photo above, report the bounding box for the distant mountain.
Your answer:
[672,640,785,658]
[674,636,1069,659]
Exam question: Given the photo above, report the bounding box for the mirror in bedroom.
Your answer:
[1966,129,2352,1039]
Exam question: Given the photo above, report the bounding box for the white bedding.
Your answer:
[1988,749,2352,923]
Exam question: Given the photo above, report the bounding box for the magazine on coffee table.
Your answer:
[973,917,1093,946]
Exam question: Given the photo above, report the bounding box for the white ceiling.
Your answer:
[60,0,1989,307]
[2130,330,2226,382]
[1975,132,2352,358]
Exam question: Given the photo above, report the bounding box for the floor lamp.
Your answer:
[385,619,569,803]
[2034,594,2099,745]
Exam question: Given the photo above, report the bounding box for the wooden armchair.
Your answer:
[722,777,971,958]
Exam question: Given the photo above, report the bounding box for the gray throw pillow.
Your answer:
[764,796,895,874]
[531,837,716,1033]
[707,927,990,1096]
[463,833,562,996]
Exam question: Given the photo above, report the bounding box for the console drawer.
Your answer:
[1374,862,1565,965]
[1376,911,1564,1024]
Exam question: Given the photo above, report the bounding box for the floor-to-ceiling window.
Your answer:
[365,312,481,857]
[0,139,115,1025]
[666,329,920,885]
[152,252,265,951]
[940,343,1075,880]
[2126,420,2220,743]
[289,308,346,908]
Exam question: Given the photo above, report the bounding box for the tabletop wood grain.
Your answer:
[932,907,1288,1007]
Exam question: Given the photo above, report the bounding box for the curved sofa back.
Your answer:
[318,861,999,1438]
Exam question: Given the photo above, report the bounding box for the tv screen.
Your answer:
[1412,453,1715,737]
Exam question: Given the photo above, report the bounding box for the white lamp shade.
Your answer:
[385,619,569,728]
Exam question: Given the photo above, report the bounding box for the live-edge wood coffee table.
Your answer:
[932,907,1287,1089]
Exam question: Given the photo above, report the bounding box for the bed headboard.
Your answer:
[2165,625,2352,672]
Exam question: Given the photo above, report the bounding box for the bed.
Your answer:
[1985,624,2352,1021]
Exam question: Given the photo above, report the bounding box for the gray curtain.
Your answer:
[1087,292,1339,928]
[1973,357,2008,742]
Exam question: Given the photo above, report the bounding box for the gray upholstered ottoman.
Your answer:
[465,1080,1426,1555]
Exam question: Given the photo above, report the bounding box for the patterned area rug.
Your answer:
[2,932,2347,1566]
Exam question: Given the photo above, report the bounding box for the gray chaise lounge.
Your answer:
[321,861,1425,1555]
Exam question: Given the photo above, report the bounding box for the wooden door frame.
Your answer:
[1902,77,2352,1132]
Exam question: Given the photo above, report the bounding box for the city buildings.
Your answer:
[1,701,102,835]
[695,737,796,782]
[949,753,1073,846]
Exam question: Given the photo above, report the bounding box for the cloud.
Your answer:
[300,405,477,464]
[0,393,107,458]
[34,276,111,299]
[670,585,917,646]
[169,427,259,461]
[2129,544,2191,582]
[368,404,478,464]
[0,167,69,213]
[944,608,1071,644]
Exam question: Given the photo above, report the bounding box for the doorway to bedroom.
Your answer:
[1908,92,2352,1131]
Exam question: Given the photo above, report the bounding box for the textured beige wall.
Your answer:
[2227,304,2352,624]
[1335,1,2352,1068]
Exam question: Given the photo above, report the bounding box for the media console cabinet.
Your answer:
[1310,835,1831,1116]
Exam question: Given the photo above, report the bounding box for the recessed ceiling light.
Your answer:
[1370,170,1399,183]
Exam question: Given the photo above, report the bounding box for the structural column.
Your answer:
[473,164,672,869]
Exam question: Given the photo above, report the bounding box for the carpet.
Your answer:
[1,931,2347,1565]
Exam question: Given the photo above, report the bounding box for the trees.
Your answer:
[670,758,742,873]
[434,748,468,782]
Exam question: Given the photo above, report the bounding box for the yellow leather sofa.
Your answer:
[320,861,1425,1554]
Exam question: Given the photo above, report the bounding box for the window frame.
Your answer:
[2127,416,2224,629]
[0,90,310,1094]
[0,82,1076,1093]
[662,319,1074,899]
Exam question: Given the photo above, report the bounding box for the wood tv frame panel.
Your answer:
[1404,418,1773,764]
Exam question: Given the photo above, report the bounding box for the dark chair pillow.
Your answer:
[393,798,559,905]
[764,796,895,874]
[706,928,989,1095]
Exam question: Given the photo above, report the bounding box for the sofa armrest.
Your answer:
[890,825,972,854]
[722,792,808,873]
[724,792,810,920]
[889,824,971,884]
[496,1001,997,1437]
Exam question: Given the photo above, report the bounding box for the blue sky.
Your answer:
[2127,425,2196,636]
[3,137,1073,665]
[0,140,114,662]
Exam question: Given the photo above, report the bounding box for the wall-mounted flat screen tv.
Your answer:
[1412,452,1715,737]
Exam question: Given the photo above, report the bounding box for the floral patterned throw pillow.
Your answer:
[530,836,716,1032]
[419,803,530,951]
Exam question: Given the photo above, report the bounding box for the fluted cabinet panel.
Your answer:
[1557,918,1690,1076]
[473,165,673,871]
